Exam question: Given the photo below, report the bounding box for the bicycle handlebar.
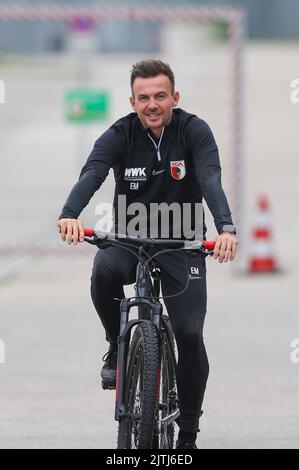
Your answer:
[84,228,94,237]
[83,228,215,252]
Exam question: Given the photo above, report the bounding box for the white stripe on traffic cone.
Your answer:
[248,195,278,273]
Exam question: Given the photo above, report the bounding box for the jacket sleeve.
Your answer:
[59,126,123,219]
[185,117,234,234]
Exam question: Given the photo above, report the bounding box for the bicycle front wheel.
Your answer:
[121,321,160,449]
[158,316,178,449]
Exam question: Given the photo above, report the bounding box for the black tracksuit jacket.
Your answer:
[60,108,233,237]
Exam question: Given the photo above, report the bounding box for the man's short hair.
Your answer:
[130,59,175,94]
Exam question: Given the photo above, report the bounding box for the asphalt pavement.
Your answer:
[0,252,298,449]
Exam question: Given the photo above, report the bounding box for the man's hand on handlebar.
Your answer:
[57,218,85,245]
[213,232,238,263]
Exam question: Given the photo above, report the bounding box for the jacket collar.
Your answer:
[137,109,178,140]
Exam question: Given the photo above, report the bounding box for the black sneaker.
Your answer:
[176,439,198,449]
[101,344,117,390]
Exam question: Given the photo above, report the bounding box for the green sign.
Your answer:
[66,89,110,122]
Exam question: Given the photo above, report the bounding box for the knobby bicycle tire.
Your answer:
[119,321,160,449]
[157,315,178,449]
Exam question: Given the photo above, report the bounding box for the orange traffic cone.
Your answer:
[248,195,278,273]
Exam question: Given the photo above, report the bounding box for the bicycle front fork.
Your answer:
[114,297,162,447]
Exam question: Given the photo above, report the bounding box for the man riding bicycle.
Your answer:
[58,59,237,449]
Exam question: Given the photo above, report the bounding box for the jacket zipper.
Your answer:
[147,127,165,162]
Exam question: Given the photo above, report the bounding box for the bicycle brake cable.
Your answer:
[136,245,211,301]
[134,247,192,301]
[111,239,208,303]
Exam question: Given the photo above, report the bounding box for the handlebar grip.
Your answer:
[203,240,216,250]
[84,228,94,237]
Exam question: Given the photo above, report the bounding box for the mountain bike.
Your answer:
[84,228,215,449]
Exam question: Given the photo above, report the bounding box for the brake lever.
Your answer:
[84,236,112,249]
[84,236,98,245]
[190,247,214,258]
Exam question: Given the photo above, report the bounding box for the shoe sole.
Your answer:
[102,380,116,390]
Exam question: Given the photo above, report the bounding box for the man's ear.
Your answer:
[130,96,136,111]
[173,91,180,107]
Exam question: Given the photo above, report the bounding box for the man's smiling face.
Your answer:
[130,74,180,138]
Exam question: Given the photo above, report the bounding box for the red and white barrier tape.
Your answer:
[0,244,95,256]
[0,5,240,22]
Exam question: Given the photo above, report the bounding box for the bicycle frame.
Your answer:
[83,229,215,448]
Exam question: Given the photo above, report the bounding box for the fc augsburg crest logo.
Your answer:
[170,160,186,180]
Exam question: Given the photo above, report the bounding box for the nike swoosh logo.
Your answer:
[152,169,166,176]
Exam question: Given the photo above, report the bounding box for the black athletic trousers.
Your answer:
[91,245,209,433]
